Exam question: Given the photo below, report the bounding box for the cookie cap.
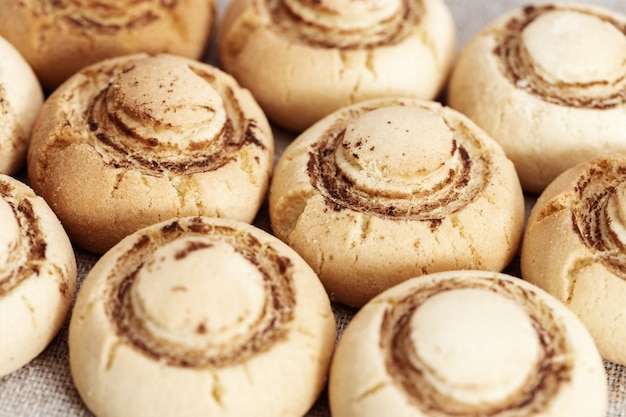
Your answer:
[329,270,608,417]
[69,216,336,417]
[0,175,77,377]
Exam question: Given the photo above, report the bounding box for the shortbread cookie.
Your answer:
[329,270,608,417]
[521,153,626,365]
[0,0,216,91]
[27,54,274,254]
[269,98,525,307]
[218,0,456,132]
[0,36,43,175]
[69,216,336,417]
[447,3,626,194]
[0,174,77,377]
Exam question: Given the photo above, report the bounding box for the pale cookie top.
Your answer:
[99,221,301,367]
[271,98,509,237]
[0,175,75,302]
[329,271,608,417]
[0,177,49,297]
[270,98,524,307]
[521,153,626,365]
[526,155,626,279]
[0,36,43,175]
[495,4,626,108]
[259,0,427,49]
[0,174,77,377]
[69,216,336,417]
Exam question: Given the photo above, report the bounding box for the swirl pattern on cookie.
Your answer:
[261,0,425,49]
[521,154,626,366]
[381,276,570,416]
[307,101,491,223]
[494,4,626,109]
[104,217,296,368]
[0,178,47,295]
[329,271,608,417]
[0,174,76,377]
[569,160,626,279]
[27,0,179,33]
[28,53,274,254]
[270,98,524,307]
[69,216,335,417]
[82,55,265,176]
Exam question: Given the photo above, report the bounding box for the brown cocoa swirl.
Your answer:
[493,4,626,109]
[0,84,8,118]
[381,276,572,416]
[571,159,626,280]
[0,179,47,295]
[35,0,178,34]
[259,0,424,49]
[306,104,491,222]
[82,57,264,176]
[104,217,297,368]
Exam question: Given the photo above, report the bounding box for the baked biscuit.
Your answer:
[0,0,216,91]
[448,3,626,194]
[69,216,336,417]
[0,174,77,377]
[0,35,43,175]
[521,153,626,366]
[218,0,456,132]
[269,98,525,307]
[27,53,274,255]
[329,270,608,417]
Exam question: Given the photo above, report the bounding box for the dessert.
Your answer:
[27,53,274,254]
[447,3,626,194]
[0,0,216,91]
[0,174,77,377]
[218,0,456,131]
[329,270,608,417]
[0,35,43,175]
[521,153,626,365]
[69,216,336,417]
[269,98,525,306]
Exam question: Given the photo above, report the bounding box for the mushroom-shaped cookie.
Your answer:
[0,35,43,175]
[28,54,274,255]
[218,0,456,132]
[522,153,626,366]
[0,174,77,377]
[329,270,608,417]
[68,216,336,417]
[269,98,525,307]
[448,3,626,194]
[0,0,216,91]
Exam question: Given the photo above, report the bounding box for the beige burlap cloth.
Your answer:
[2,0,626,415]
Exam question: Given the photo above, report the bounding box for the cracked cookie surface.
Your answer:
[218,0,456,132]
[521,152,626,365]
[269,98,524,307]
[27,53,274,254]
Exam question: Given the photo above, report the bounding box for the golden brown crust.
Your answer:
[28,54,274,254]
[0,0,216,91]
